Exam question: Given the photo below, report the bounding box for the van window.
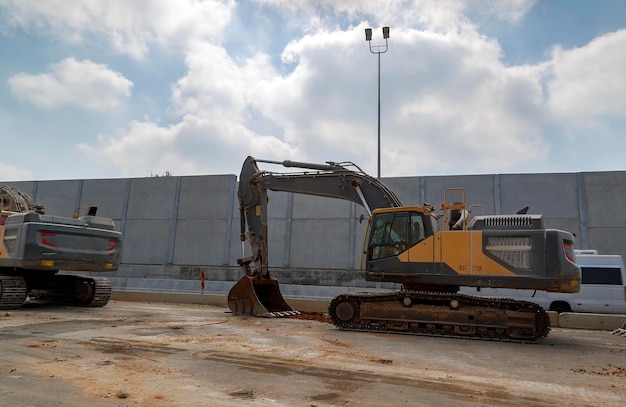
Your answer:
[581,267,623,285]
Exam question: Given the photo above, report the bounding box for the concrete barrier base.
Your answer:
[111,290,228,308]
[558,312,626,330]
[110,290,626,330]
[110,290,330,314]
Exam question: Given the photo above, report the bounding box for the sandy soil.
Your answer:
[1,301,625,406]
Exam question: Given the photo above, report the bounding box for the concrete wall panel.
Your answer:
[584,172,626,228]
[80,178,128,220]
[265,190,290,219]
[173,219,226,265]
[178,175,235,220]
[379,177,422,206]
[500,173,579,218]
[33,180,81,217]
[122,220,172,264]
[587,227,626,259]
[126,177,178,220]
[267,218,288,268]
[290,218,351,269]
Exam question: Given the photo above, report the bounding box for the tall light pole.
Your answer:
[365,26,389,179]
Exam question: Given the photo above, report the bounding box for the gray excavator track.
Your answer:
[329,291,550,343]
[0,275,28,309]
[30,275,112,307]
[78,276,112,307]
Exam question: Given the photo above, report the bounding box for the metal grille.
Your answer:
[483,216,533,227]
[469,214,543,230]
[485,236,532,270]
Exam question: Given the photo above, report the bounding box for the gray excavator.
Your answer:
[0,186,122,308]
[228,156,581,342]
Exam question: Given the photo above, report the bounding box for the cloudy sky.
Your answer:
[1,0,625,181]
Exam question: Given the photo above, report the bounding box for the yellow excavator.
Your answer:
[228,156,581,342]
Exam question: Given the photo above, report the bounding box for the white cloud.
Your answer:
[171,41,247,120]
[546,29,626,123]
[0,161,33,181]
[3,0,623,179]
[77,4,551,177]
[0,0,235,59]
[78,118,297,178]
[469,0,536,23]
[15,0,545,178]
[239,24,549,175]
[8,58,133,111]
[78,41,296,177]
[258,0,535,31]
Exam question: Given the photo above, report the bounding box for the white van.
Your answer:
[461,250,626,314]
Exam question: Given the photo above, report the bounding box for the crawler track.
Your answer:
[73,276,112,307]
[0,275,28,309]
[34,275,112,307]
[329,291,550,343]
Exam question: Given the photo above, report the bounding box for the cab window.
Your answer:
[410,213,426,245]
[369,212,409,260]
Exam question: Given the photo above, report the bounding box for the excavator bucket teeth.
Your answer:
[227,276,299,317]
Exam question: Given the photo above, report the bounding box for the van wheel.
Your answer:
[549,301,571,313]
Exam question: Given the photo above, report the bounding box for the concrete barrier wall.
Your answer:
[3,170,626,297]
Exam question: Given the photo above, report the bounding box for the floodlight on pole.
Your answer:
[382,26,390,39]
[365,28,372,41]
[364,26,390,179]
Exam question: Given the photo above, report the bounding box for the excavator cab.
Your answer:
[366,209,436,261]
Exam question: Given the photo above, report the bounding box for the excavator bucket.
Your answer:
[227,275,299,317]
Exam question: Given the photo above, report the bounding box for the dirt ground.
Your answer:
[1,301,625,407]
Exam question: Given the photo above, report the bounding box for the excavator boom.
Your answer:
[228,156,402,316]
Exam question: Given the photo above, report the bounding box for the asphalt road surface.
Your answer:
[1,301,625,406]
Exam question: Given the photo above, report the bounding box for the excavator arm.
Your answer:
[239,157,402,212]
[236,156,401,278]
[229,156,402,316]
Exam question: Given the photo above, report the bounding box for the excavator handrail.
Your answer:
[0,186,45,214]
